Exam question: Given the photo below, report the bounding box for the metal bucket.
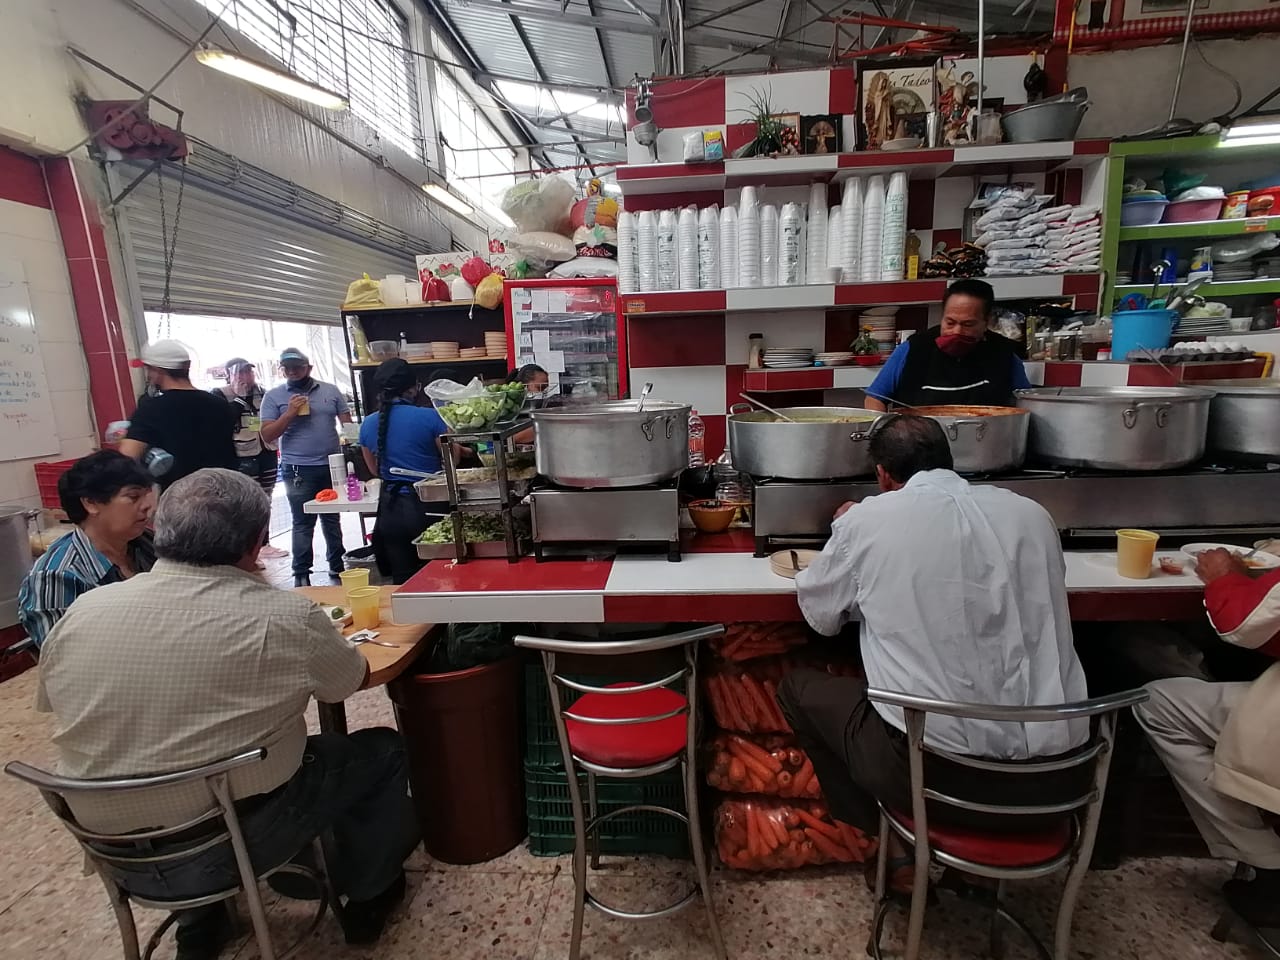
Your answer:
[0,508,36,628]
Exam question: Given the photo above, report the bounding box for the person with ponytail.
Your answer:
[357,359,450,583]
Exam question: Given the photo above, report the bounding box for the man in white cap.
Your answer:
[119,340,237,490]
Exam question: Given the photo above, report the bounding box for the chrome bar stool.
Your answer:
[516,624,727,960]
[5,749,331,960]
[865,687,1149,960]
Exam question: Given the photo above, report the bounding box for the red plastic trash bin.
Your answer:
[388,653,526,864]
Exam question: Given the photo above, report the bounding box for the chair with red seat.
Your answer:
[864,687,1150,960]
[516,625,726,960]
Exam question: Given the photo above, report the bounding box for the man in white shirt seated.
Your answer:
[778,414,1089,892]
[37,469,419,959]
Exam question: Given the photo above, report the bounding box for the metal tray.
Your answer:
[414,476,534,503]
[415,540,512,560]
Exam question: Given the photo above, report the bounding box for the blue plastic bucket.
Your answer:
[1111,309,1176,361]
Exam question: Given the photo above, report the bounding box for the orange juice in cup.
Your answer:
[348,587,381,631]
[297,395,311,416]
[1116,529,1160,579]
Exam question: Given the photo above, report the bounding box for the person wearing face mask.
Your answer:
[261,348,353,587]
[358,359,452,584]
[864,279,1030,411]
[19,451,158,650]
[215,358,288,560]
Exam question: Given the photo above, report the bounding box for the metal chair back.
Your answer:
[864,687,1150,960]
[5,748,324,960]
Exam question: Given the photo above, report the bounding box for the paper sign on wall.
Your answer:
[535,350,566,374]
[0,259,59,462]
[531,330,551,354]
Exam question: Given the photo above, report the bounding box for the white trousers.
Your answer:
[1135,677,1280,869]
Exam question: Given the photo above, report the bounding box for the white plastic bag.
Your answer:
[548,257,620,279]
[500,177,575,234]
[1210,232,1279,263]
[509,231,577,265]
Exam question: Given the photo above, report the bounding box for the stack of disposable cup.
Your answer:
[656,209,678,291]
[637,210,657,291]
[697,206,720,290]
[778,203,804,286]
[827,206,843,272]
[677,206,699,289]
[841,177,862,283]
[861,175,886,283]
[880,172,909,282]
[760,204,779,287]
[720,207,739,290]
[617,210,637,294]
[739,184,760,216]
[738,204,761,288]
[806,183,829,284]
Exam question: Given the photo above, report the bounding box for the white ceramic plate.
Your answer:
[1180,543,1280,570]
[770,548,820,579]
[320,604,355,628]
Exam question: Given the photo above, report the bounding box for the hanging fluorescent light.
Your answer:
[195,46,348,110]
[1221,116,1280,147]
[422,182,474,217]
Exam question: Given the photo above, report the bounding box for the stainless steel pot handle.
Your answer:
[1122,402,1173,429]
[640,416,658,441]
[729,402,753,416]
[850,428,874,443]
[664,414,676,439]
[946,419,987,442]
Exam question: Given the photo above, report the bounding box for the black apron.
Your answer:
[894,328,1022,407]
[370,481,440,585]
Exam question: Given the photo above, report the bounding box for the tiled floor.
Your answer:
[0,514,1270,957]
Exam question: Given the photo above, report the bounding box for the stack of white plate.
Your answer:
[815,351,854,366]
[402,342,433,361]
[859,309,898,355]
[484,331,508,357]
[1212,262,1254,282]
[763,347,815,369]
[431,341,461,360]
[1173,317,1231,336]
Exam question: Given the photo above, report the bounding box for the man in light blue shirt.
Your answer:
[261,348,353,586]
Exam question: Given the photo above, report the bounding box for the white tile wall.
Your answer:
[629,365,727,416]
[0,197,93,511]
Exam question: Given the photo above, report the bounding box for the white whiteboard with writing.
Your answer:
[0,258,59,461]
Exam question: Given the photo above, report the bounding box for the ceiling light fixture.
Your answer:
[195,46,348,110]
[422,182,474,217]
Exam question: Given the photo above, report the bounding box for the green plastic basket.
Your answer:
[524,762,691,858]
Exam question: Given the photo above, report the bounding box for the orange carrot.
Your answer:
[775,770,793,793]
[729,734,782,772]
[805,827,854,862]
[741,676,779,731]
[706,678,732,727]
[752,808,779,851]
[745,804,761,858]
[765,810,789,849]
[728,743,774,784]
[791,760,814,797]
[727,756,747,786]
[834,821,862,856]
[795,808,843,842]
[715,677,751,730]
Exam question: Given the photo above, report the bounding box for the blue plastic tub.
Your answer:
[1111,309,1176,360]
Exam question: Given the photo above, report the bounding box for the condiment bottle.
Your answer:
[904,231,921,280]
[345,462,363,502]
[687,410,706,467]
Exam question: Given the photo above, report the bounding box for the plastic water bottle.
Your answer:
[687,409,705,468]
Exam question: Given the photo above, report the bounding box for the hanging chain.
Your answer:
[155,156,188,331]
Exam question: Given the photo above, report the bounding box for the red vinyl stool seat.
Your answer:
[887,810,1073,868]
[565,682,688,767]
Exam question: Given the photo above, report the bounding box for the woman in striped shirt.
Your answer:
[18,451,157,649]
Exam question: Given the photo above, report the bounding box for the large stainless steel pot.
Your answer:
[908,405,1030,473]
[728,407,881,479]
[0,507,35,628]
[1016,386,1213,471]
[1198,378,1280,459]
[532,399,690,488]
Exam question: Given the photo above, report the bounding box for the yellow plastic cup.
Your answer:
[348,586,381,631]
[1116,529,1160,579]
[339,568,369,598]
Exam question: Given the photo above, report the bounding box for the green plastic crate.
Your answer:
[525,664,663,768]
[524,761,691,858]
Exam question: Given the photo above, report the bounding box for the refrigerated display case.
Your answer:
[503,278,627,401]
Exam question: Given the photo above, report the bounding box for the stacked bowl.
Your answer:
[484,331,508,358]
[859,309,898,356]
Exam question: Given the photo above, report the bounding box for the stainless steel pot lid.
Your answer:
[1016,386,1215,402]
[531,399,688,419]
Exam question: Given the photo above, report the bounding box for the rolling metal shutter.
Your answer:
[115,151,443,325]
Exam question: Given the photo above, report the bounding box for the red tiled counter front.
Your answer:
[392,548,1207,626]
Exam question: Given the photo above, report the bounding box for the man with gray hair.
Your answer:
[37,469,419,959]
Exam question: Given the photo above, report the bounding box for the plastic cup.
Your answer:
[1116,529,1160,579]
[339,568,369,598]
[297,396,311,416]
[348,586,381,631]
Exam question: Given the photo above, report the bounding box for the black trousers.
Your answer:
[777,669,1091,835]
[371,487,442,584]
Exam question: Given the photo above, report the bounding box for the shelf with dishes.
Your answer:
[352,356,508,368]
[615,140,1109,196]
[742,365,882,393]
[1113,278,1280,299]
[620,274,1102,317]
[341,299,498,314]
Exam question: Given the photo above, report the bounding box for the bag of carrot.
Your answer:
[704,732,822,800]
[714,797,876,870]
[710,622,810,663]
[703,653,862,735]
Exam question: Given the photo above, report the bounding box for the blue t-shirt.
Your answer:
[261,380,350,466]
[358,400,449,483]
[867,340,1031,404]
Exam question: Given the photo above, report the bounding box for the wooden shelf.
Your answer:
[1118,216,1280,242]
[340,300,499,313]
[352,356,507,368]
[616,140,1109,195]
[1113,278,1280,298]
[620,274,1102,316]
